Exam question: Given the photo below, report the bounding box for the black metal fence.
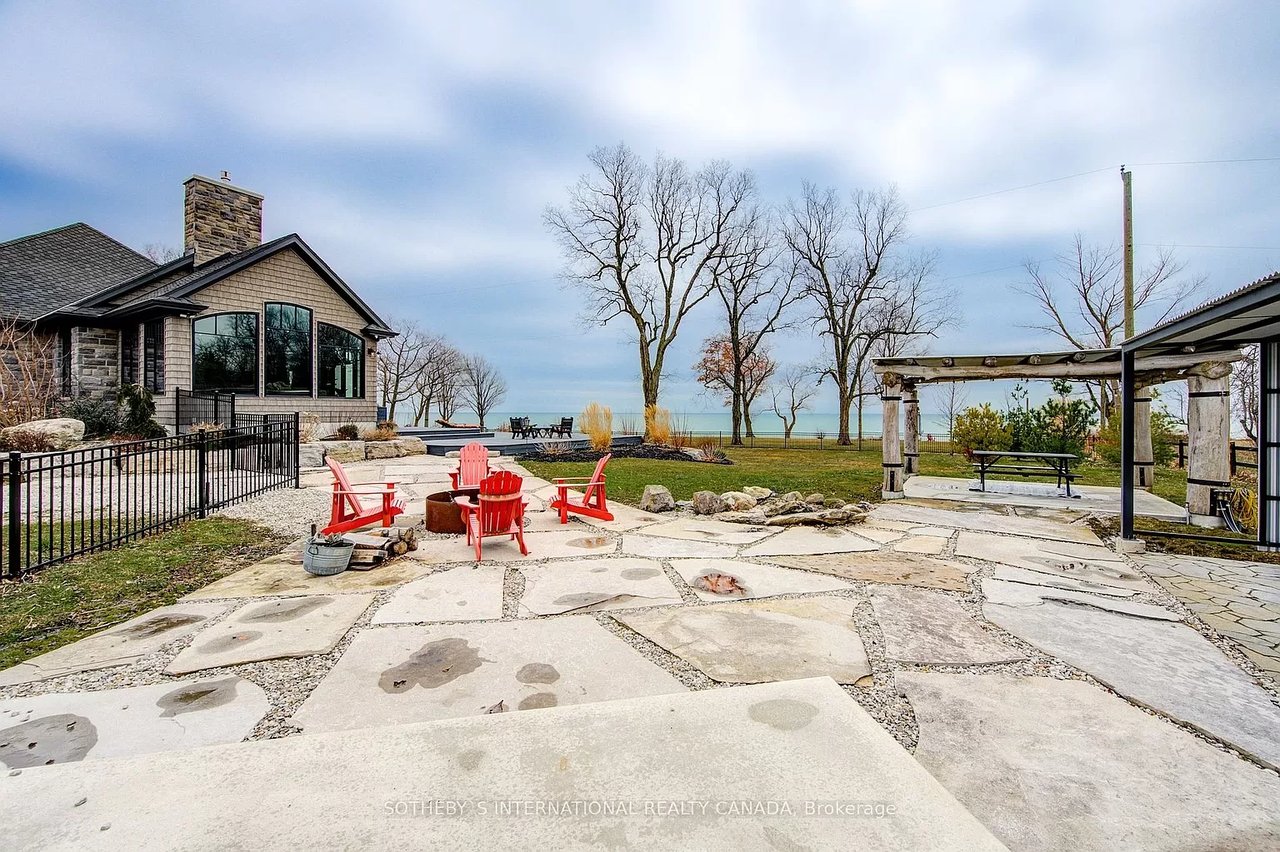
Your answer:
[684,431,956,452]
[175,388,237,433]
[3,416,299,578]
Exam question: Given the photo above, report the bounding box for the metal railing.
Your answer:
[175,388,236,433]
[670,431,956,452]
[3,415,299,578]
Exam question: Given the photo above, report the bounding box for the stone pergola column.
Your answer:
[902,383,920,477]
[1186,362,1232,525]
[1133,386,1155,490]
[881,373,904,498]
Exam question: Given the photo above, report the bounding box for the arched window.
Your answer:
[318,323,364,398]
[192,312,258,393]
[264,303,312,395]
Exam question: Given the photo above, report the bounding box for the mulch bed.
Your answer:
[517,443,731,464]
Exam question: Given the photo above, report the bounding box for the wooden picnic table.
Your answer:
[970,450,1080,497]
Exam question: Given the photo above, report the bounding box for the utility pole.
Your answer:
[1122,165,1134,338]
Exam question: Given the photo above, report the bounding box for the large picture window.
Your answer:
[264,303,312,395]
[318,323,364,399]
[193,313,258,394]
[143,319,164,394]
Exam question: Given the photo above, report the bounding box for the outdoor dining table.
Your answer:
[969,450,1080,497]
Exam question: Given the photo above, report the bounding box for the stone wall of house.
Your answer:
[184,175,263,265]
[71,326,119,399]
[153,247,380,431]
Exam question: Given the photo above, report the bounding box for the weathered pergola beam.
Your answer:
[873,350,1242,384]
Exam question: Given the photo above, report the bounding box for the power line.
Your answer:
[1139,242,1280,252]
[909,166,1115,213]
[1130,156,1280,167]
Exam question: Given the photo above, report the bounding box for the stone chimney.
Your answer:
[183,173,263,265]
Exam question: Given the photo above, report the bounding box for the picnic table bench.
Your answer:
[970,450,1080,497]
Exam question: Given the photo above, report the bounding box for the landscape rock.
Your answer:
[804,493,825,504]
[638,484,676,513]
[392,437,426,456]
[779,491,803,503]
[719,491,758,511]
[298,443,325,468]
[742,486,773,500]
[691,490,726,515]
[764,507,864,527]
[715,510,768,525]
[1,417,84,449]
[318,440,364,464]
[763,499,808,517]
[364,442,400,459]
[824,497,846,508]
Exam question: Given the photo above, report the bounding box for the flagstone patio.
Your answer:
[1,454,1277,848]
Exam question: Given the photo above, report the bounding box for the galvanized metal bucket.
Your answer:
[302,541,354,576]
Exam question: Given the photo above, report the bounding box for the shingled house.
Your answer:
[0,174,395,431]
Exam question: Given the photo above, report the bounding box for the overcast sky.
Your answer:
[2,0,1277,421]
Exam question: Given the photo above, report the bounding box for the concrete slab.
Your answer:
[740,526,880,557]
[0,603,231,686]
[634,517,778,545]
[407,529,618,563]
[990,566,1139,598]
[0,678,1003,850]
[893,535,949,555]
[184,555,433,600]
[869,587,1025,665]
[985,598,1280,770]
[982,578,1181,621]
[291,617,686,732]
[900,673,1280,852]
[670,558,853,601]
[372,567,506,624]
[903,474,1186,522]
[763,552,976,592]
[619,534,740,559]
[955,531,1154,592]
[165,595,372,675]
[871,503,1103,544]
[0,677,267,767]
[614,596,871,684]
[518,558,684,615]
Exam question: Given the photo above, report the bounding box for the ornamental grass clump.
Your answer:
[645,404,672,445]
[581,402,613,452]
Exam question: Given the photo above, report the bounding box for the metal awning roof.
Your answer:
[1122,271,1280,355]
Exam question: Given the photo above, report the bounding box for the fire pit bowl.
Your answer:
[425,488,480,534]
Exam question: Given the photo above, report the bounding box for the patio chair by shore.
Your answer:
[455,470,528,560]
[450,441,490,489]
[322,457,405,534]
[550,453,614,523]
[552,416,573,437]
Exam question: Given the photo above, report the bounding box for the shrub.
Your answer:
[298,412,321,443]
[0,428,56,453]
[1006,381,1095,457]
[116,383,167,438]
[580,402,612,452]
[58,395,124,438]
[1094,409,1177,467]
[334,423,360,441]
[376,420,398,435]
[534,441,569,457]
[361,426,397,442]
[645,404,672,444]
[697,442,727,463]
[952,403,1012,458]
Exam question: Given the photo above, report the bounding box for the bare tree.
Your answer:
[769,364,818,439]
[410,336,463,426]
[785,183,947,444]
[1231,344,1258,442]
[0,319,60,427]
[378,321,432,422]
[545,144,747,434]
[142,243,182,263]
[933,381,969,454]
[459,354,506,429]
[1015,234,1200,426]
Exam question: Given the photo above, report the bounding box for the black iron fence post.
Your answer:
[6,452,20,577]
[293,412,301,489]
[196,431,208,519]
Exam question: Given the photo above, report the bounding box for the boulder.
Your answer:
[691,491,726,515]
[1,417,84,450]
[804,493,825,505]
[638,485,676,513]
[318,440,365,464]
[824,497,846,509]
[720,491,758,512]
[779,491,803,503]
[764,507,865,527]
[365,442,400,459]
[392,438,426,456]
[764,499,808,518]
[717,510,769,525]
[742,486,773,500]
[298,443,326,468]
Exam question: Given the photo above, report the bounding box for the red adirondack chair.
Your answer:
[322,457,406,534]
[550,453,614,523]
[454,470,528,560]
[449,441,491,489]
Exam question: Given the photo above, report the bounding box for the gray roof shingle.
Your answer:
[0,223,156,321]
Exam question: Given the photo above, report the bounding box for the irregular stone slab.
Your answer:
[1,678,1002,850]
[0,602,231,686]
[894,535,948,555]
[990,566,1139,598]
[869,587,1025,665]
[634,517,778,545]
[670,559,852,601]
[619,534,739,559]
[518,558,683,616]
[872,503,1102,544]
[982,579,1180,621]
[956,531,1153,592]
[985,598,1280,770]
[900,673,1280,851]
[0,677,268,767]
[851,525,905,544]
[166,595,372,675]
[764,552,976,592]
[614,596,871,684]
[407,529,618,563]
[571,500,661,532]
[372,567,505,624]
[185,555,433,600]
[740,526,879,557]
[291,617,685,732]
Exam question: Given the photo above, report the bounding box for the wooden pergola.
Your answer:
[872,346,1242,521]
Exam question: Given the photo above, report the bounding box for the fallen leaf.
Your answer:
[695,573,747,596]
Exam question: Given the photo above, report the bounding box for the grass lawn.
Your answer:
[0,517,286,670]
[524,446,1190,508]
